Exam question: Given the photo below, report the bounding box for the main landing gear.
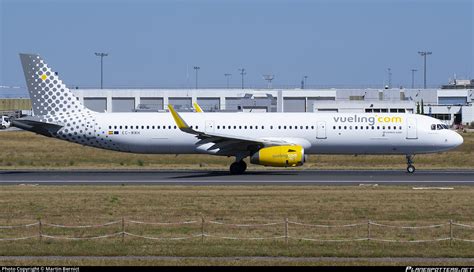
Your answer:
[406,154,415,174]
[230,160,247,175]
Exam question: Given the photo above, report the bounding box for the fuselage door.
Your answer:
[406,117,418,139]
[205,120,215,133]
[316,121,327,139]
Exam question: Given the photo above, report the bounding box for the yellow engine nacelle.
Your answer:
[250,145,305,167]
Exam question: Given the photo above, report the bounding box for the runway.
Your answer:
[1,169,473,185]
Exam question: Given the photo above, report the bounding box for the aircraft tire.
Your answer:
[407,165,415,174]
[230,161,246,175]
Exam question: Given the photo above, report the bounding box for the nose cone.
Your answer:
[449,131,463,148]
[453,131,464,147]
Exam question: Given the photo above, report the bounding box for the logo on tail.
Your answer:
[19,53,86,116]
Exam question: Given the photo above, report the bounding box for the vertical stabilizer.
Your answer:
[19,53,86,116]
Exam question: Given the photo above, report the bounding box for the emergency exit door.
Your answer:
[316,121,327,139]
[406,118,417,139]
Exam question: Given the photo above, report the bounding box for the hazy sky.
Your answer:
[1,0,473,93]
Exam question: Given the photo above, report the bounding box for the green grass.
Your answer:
[0,131,473,170]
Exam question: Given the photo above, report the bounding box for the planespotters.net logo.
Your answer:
[406,267,474,272]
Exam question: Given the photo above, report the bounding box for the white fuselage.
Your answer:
[87,112,463,155]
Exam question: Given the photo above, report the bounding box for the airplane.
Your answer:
[12,53,463,174]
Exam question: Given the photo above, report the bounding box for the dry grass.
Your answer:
[0,131,473,169]
[0,185,473,260]
[1,258,473,266]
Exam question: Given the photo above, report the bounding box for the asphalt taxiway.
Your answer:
[0,170,473,185]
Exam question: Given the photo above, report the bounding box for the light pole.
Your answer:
[302,75,308,89]
[224,73,232,88]
[387,68,392,89]
[262,74,274,89]
[193,66,200,89]
[418,51,432,89]
[94,52,108,89]
[238,68,246,89]
[411,69,417,88]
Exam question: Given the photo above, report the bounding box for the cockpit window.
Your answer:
[432,124,449,130]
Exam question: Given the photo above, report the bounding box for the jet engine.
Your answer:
[250,145,305,167]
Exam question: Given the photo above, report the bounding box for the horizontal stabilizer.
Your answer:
[11,118,63,137]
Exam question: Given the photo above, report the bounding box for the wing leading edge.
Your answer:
[167,105,291,156]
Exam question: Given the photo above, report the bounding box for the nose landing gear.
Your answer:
[406,154,415,173]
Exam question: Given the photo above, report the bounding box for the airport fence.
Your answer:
[0,218,473,244]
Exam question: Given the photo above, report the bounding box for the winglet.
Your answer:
[193,102,204,113]
[168,104,190,130]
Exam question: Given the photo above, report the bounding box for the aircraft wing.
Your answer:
[168,105,291,155]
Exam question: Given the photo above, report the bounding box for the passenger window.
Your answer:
[338,126,341,129]
[239,126,242,129]
[311,126,314,129]
[278,126,281,129]
[355,126,358,130]
[228,126,231,129]
[371,126,375,130]
[147,126,149,129]
[174,126,177,129]
[399,126,402,130]
[333,126,336,129]
[377,126,380,130]
[344,126,347,130]
[168,126,171,129]
[306,126,309,129]
[270,126,273,129]
[387,126,391,130]
[217,126,220,129]
[120,126,123,129]
[382,126,385,130]
[244,126,247,129]
[109,126,112,129]
[289,126,292,129]
[262,126,264,129]
[234,126,236,129]
[250,126,253,129]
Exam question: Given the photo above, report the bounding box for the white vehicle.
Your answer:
[13,54,463,174]
[1,116,10,129]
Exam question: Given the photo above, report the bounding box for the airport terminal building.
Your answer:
[2,85,474,127]
[69,87,474,126]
